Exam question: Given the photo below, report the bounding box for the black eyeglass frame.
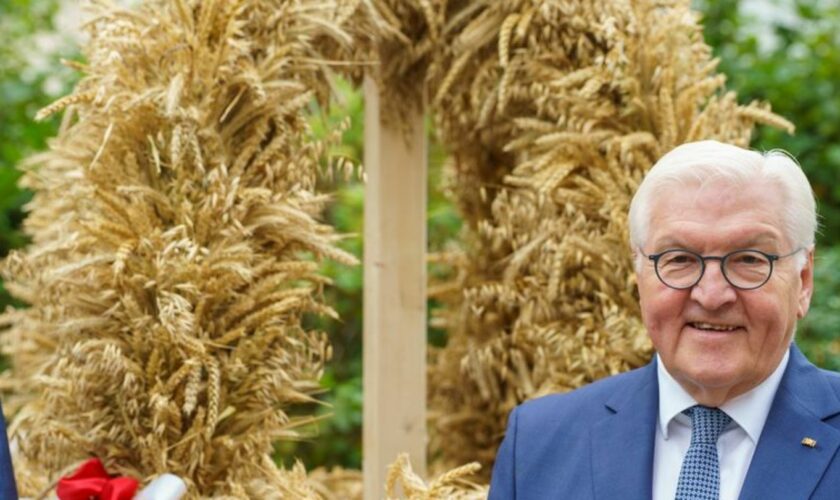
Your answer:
[643,247,804,291]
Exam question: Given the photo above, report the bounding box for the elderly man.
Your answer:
[488,140,840,499]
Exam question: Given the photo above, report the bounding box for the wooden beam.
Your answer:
[363,76,427,498]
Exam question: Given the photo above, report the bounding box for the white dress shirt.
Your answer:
[652,350,789,500]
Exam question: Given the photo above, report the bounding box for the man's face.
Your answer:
[637,179,814,403]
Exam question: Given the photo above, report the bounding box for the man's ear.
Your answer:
[797,247,815,319]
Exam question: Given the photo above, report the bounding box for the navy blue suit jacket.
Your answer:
[0,400,16,499]
[489,345,840,499]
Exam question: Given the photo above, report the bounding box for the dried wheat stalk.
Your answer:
[384,453,486,500]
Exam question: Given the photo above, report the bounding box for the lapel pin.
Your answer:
[801,437,817,448]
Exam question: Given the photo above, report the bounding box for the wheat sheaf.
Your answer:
[0,0,386,496]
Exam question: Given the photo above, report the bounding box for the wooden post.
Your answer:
[363,76,427,499]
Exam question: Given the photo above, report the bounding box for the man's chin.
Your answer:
[671,357,747,393]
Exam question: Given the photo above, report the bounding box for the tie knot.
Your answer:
[684,405,731,444]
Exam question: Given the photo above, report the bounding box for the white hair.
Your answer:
[628,140,817,268]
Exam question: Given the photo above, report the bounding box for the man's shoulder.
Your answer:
[817,365,840,379]
[515,362,653,425]
[786,346,840,408]
[815,364,840,394]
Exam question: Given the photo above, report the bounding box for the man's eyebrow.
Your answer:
[651,232,780,250]
[737,232,782,248]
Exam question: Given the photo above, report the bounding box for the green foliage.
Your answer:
[273,80,366,470]
[277,183,365,470]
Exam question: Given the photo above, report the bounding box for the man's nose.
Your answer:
[689,260,737,309]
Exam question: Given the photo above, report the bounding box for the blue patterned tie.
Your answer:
[675,405,731,500]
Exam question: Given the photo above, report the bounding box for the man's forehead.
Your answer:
[646,179,786,230]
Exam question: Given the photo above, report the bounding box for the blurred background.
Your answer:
[1,0,838,472]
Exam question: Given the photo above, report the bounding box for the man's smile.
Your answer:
[687,321,744,332]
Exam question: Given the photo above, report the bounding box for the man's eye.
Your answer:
[731,253,766,265]
[663,253,694,265]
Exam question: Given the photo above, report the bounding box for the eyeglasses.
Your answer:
[644,248,803,290]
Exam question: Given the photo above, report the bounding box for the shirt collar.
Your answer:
[657,349,790,443]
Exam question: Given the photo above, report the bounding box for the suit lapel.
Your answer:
[739,346,840,499]
[591,360,658,500]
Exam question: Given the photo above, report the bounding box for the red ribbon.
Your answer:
[56,458,139,500]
